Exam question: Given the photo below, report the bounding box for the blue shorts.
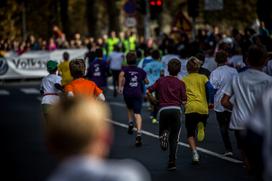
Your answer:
[124,96,143,114]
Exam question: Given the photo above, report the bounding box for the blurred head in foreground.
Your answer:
[46,96,111,159]
[46,97,151,181]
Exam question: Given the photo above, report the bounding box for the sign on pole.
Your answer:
[204,0,223,11]
[125,17,137,28]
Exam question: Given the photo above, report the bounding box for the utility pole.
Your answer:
[22,0,27,41]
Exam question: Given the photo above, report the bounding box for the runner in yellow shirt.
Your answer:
[58,52,73,86]
[182,56,213,164]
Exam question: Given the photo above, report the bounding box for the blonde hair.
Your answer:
[186,56,202,73]
[46,96,110,157]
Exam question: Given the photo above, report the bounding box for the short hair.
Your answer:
[63,52,69,60]
[69,59,86,78]
[186,57,202,73]
[215,50,228,64]
[46,97,110,158]
[151,49,160,60]
[195,52,205,63]
[95,48,103,58]
[168,59,181,76]
[246,45,267,67]
[126,51,137,65]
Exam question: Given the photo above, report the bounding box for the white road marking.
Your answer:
[0,89,10,95]
[108,120,242,164]
[109,102,126,107]
[20,88,40,94]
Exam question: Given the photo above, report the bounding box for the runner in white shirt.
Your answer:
[221,45,272,167]
[161,54,188,79]
[108,46,124,97]
[202,56,217,72]
[40,60,63,120]
[263,58,272,76]
[245,86,272,181]
[210,51,238,156]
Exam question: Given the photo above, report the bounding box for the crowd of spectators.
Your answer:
[0,24,271,59]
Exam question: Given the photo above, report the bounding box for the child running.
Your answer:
[40,60,63,120]
[143,49,163,124]
[118,52,149,147]
[209,50,238,157]
[65,59,105,101]
[221,45,272,167]
[86,48,109,91]
[182,57,212,164]
[147,59,187,171]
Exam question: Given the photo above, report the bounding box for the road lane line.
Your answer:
[108,120,242,164]
[109,102,126,107]
[20,88,40,94]
[0,89,10,95]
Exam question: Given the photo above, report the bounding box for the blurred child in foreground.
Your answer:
[46,97,151,181]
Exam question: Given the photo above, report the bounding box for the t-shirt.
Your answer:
[246,86,272,181]
[137,56,152,69]
[40,74,62,105]
[210,65,238,112]
[143,60,163,87]
[161,54,188,79]
[264,59,272,76]
[108,51,124,70]
[65,78,102,97]
[228,55,246,70]
[58,60,73,85]
[122,66,146,98]
[223,69,272,130]
[202,57,217,72]
[87,59,109,88]
[182,73,209,114]
[147,76,187,108]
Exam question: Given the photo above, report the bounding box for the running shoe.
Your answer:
[197,122,205,142]
[167,160,176,171]
[192,151,200,164]
[127,122,134,135]
[160,130,169,151]
[223,151,233,157]
[151,118,158,124]
[135,135,142,147]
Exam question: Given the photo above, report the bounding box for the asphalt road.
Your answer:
[0,81,253,181]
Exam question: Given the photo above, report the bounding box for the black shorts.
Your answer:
[185,113,208,138]
[124,96,143,114]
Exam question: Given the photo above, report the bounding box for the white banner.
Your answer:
[0,49,87,79]
[204,0,223,11]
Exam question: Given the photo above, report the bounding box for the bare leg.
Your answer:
[188,136,197,151]
[134,113,142,134]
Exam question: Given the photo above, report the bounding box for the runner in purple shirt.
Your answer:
[118,52,149,147]
[87,48,109,90]
[147,59,187,171]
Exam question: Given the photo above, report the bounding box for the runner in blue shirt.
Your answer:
[144,49,163,124]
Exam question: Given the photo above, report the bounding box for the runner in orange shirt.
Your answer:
[65,59,105,101]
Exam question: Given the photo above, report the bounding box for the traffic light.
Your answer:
[149,0,163,20]
[187,0,199,18]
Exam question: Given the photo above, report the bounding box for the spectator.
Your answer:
[46,96,151,181]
